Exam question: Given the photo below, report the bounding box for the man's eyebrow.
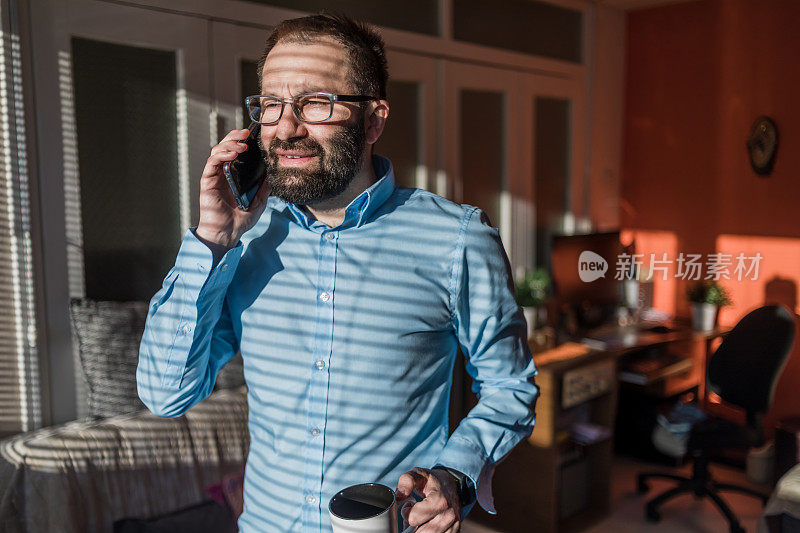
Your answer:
[296,86,331,94]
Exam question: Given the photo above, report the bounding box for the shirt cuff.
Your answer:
[178,228,243,290]
[433,435,497,515]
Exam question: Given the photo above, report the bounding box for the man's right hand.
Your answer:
[195,128,271,250]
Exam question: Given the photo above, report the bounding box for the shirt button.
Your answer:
[310,427,320,437]
[196,262,205,272]
[220,264,228,271]
[315,360,325,370]
[180,324,192,335]
[325,233,335,241]
[319,292,330,302]
[306,495,316,504]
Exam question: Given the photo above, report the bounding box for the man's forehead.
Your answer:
[260,38,351,94]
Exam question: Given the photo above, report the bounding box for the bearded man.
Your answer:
[137,13,538,533]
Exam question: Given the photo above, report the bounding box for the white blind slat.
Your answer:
[0,14,40,435]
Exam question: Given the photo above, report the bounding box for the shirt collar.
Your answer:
[277,154,396,231]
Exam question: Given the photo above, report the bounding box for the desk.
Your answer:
[469,324,727,533]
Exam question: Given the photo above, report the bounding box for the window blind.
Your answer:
[0,2,41,438]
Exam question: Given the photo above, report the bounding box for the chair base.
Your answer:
[637,470,768,533]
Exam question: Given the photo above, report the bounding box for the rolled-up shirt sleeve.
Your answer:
[136,228,243,417]
[434,207,539,515]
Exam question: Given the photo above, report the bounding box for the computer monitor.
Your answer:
[551,231,622,311]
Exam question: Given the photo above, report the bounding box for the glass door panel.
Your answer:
[31,0,211,421]
[443,61,519,265]
[51,0,212,300]
[374,80,421,189]
[534,96,572,269]
[459,89,504,227]
[71,37,181,301]
[519,74,585,270]
[377,50,437,192]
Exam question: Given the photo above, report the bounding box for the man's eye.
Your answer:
[305,99,329,107]
[263,101,282,109]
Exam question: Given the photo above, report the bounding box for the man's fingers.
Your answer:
[406,491,449,527]
[220,128,250,143]
[400,499,414,529]
[208,149,240,165]
[211,140,248,156]
[397,467,461,532]
[396,468,428,499]
[444,522,461,533]
[415,508,458,533]
[401,499,414,517]
[202,150,241,178]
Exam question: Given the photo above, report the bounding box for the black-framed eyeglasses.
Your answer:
[245,92,376,125]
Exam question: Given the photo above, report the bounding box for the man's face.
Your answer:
[259,39,367,205]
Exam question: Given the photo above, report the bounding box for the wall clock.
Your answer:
[747,116,778,176]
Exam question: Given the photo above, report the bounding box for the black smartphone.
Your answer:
[223,122,267,210]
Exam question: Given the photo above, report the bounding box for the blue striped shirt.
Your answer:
[137,155,538,532]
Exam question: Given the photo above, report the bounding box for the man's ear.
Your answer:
[365,99,390,145]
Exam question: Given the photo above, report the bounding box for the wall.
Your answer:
[589,4,626,232]
[623,0,800,432]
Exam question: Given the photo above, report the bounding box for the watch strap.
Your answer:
[432,465,477,507]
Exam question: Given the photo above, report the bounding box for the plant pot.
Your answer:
[522,306,547,339]
[691,302,718,331]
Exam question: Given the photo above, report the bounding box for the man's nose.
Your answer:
[274,104,307,140]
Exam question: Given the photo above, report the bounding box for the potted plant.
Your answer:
[515,268,551,339]
[687,281,731,331]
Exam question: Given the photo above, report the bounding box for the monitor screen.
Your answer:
[551,232,622,307]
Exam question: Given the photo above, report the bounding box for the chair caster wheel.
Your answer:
[637,478,649,494]
[646,505,660,523]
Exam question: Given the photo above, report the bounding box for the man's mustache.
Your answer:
[267,138,323,157]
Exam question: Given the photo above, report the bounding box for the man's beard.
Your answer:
[260,118,366,205]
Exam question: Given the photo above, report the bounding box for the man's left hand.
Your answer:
[395,467,461,532]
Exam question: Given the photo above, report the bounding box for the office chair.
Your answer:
[637,305,796,533]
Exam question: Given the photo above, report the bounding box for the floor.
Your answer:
[461,455,768,533]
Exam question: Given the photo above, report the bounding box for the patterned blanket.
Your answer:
[0,386,249,532]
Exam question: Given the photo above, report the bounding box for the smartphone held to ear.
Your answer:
[223,122,267,210]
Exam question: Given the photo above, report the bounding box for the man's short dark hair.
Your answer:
[257,13,388,99]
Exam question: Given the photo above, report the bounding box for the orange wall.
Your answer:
[623,0,800,431]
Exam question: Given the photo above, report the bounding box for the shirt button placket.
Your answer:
[304,230,337,530]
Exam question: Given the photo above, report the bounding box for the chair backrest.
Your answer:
[708,305,796,418]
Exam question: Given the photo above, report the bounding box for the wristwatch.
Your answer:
[432,466,476,507]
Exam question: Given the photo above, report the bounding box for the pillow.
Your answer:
[205,472,245,520]
[70,299,148,418]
